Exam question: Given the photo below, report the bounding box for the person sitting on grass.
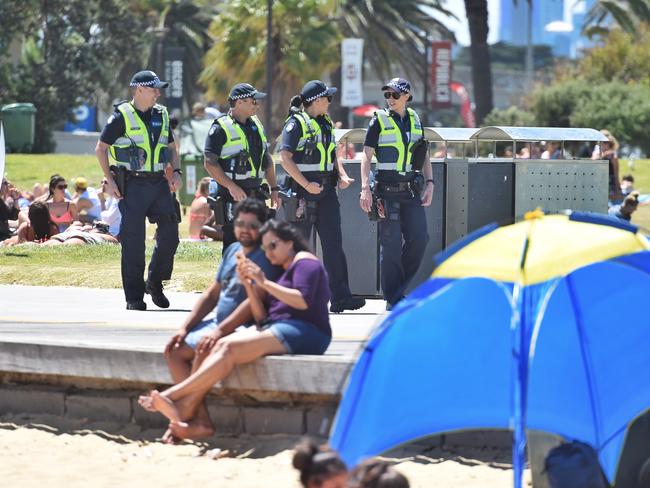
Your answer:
[188,177,213,240]
[137,219,333,438]
[1,201,59,246]
[45,174,79,232]
[161,197,280,443]
[293,439,348,488]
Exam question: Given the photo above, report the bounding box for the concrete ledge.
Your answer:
[0,341,352,396]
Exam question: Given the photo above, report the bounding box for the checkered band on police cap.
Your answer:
[383,77,411,94]
[228,83,267,101]
[300,80,337,103]
[129,70,169,88]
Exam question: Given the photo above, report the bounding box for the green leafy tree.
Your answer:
[0,0,150,152]
[483,105,535,127]
[577,24,650,85]
[200,0,340,133]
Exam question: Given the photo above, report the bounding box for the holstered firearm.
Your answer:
[109,165,127,197]
[409,138,428,171]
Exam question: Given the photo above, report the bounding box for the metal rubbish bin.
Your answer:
[178,118,212,206]
[471,126,609,218]
[1,103,37,153]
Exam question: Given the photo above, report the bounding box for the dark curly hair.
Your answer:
[293,439,347,488]
[233,197,268,224]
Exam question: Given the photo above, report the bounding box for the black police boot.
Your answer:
[126,300,147,311]
[145,281,170,309]
[330,296,366,314]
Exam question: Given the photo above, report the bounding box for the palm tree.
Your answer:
[464,0,492,125]
[583,0,650,37]
[337,0,455,82]
[200,0,340,133]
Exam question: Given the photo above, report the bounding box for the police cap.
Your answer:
[228,83,267,101]
[301,80,337,103]
[382,77,413,101]
[130,70,169,89]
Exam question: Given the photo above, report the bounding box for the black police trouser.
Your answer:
[378,192,428,305]
[118,177,179,303]
[295,187,352,303]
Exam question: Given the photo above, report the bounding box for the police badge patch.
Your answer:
[285,121,295,132]
[209,125,217,136]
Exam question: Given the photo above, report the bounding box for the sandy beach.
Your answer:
[1,417,528,488]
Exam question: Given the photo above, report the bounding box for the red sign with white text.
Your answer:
[431,41,452,109]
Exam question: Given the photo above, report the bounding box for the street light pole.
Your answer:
[525,0,534,91]
[265,0,273,131]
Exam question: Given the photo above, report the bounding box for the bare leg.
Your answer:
[200,225,223,241]
[139,330,286,423]
[162,344,195,442]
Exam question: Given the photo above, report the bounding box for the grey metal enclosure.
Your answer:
[274,125,609,299]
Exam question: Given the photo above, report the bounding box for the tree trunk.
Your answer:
[464,0,493,125]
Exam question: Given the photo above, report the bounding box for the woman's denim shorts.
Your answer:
[263,319,331,355]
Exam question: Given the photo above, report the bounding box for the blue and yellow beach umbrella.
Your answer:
[330,212,650,488]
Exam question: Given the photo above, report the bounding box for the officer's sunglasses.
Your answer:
[320,95,333,103]
[234,219,260,230]
[383,91,402,100]
[248,98,258,105]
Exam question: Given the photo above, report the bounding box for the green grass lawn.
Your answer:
[0,241,221,292]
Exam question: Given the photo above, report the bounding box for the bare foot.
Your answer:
[170,419,215,441]
[150,391,182,423]
[162,427,181,445]
[138,394,156,412]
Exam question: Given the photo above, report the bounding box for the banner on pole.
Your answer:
[163,47,185,115]
[341,39,364,108]
[431,41,452,109]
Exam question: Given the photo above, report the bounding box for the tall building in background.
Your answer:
[570,0,596,57]
[499,0,566,55]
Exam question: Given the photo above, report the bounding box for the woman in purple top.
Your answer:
[240,219,332,354]
[138,220,331,430]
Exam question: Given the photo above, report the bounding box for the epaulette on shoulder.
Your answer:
[113,100,128,110]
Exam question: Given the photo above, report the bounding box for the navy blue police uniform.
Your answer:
[281,80,365,313]
[204,84,272,253]
[364,78,429,307]
[100,71,179,309]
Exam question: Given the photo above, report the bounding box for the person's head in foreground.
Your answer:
[233,198,268,248]
[293,439,348,488]
[259,219,312,268]
[348,459,410,488]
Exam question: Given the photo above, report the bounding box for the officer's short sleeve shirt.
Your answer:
[204,121,228,159]
[364,115,380,149]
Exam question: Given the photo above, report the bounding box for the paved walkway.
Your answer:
[0,285,385,355]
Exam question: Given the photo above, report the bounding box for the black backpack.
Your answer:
[545,441,610,488]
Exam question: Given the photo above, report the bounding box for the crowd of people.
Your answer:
[0,174,121,246]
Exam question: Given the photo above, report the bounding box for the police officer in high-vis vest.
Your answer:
[359,78,434,310]
[280,80,365,313]
[203,83,280,253]
[96,70,181,311]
